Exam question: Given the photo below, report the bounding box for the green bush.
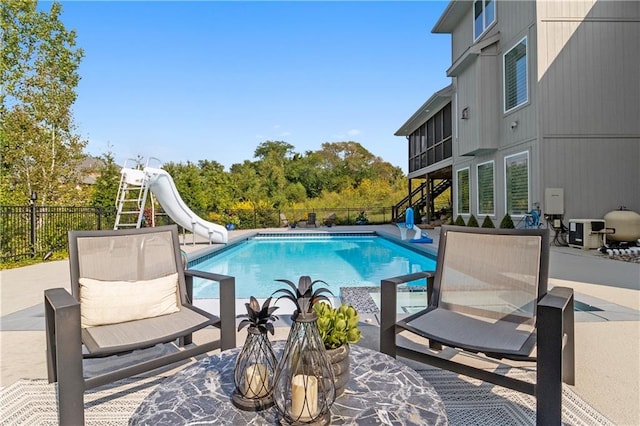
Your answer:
[499,214,515,229]
[481,216,495,228]
[467,214,479,227]
[454,215,466,226]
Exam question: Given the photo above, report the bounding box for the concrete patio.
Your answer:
[1,225,638,424]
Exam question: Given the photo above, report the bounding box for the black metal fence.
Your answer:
[0,205,103,263]
[153,207,393,230]
[1,204,394,263]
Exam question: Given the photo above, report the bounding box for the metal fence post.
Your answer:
[30,192,37,257]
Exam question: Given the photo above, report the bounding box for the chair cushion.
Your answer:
[404,308,536,356]
[79,273,180,328]
[82,306,217,355]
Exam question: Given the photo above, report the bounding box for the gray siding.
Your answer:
[496,1,536,44]
[451,3,474,61]
[456,64,477,156]
[537,1,640,137]
[478,48,500,150]
[536,0,640,220]
[455,47,502,157]
[541,138,640,220]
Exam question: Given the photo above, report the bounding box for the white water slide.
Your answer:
[144,167,228,244]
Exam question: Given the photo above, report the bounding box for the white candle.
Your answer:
[244,363,268,398]
[291,374,318,421]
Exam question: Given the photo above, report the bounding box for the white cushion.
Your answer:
[79,273,180,328]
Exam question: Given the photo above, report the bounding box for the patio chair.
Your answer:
[324,212,337,227]
[307,212,317,227]
[44,225,236,425]
[380,225,575,425]
[280,213,290,227]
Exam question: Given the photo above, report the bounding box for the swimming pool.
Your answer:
[189,233,436,299]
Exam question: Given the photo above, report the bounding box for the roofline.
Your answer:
[394,84,454,137]
[432,0,470,34]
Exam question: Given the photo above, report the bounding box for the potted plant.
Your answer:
[313,302,361,396]
[355,211,368,225]
[224,212,240,230]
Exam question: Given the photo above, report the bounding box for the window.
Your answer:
[504,37,528,112]
[477,161,494,215]
[504,152,529,215]
[457,168,470,215]
[474,0,496,41]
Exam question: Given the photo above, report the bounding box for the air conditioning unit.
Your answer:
[568,219,605,249]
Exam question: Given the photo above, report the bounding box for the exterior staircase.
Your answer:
[392,178,451,223]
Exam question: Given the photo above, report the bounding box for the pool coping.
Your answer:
[186,229,438,269]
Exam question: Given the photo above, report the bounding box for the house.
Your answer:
[396,0,640,229]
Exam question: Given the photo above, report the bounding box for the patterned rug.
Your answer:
[418,368,614,426]
[1,369,613,425]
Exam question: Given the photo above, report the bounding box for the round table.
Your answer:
[129,343,448,425]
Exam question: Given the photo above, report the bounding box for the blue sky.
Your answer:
[51,1,452,172]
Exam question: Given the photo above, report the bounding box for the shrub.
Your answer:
[467,214,479,227]
[500,214,515,229]
[481,216,495,228]
[454,215,466,226]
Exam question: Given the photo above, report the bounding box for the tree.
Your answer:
[228,160,263,207]
[198,159,233,212]
[316,141,403,192]
[285,151,324,199]
[1,0,85,205]
[89,150,119,209]
[252,141,294,208]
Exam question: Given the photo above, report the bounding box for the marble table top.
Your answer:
[129,343,448,425]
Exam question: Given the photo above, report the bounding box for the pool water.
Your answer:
[191,236,436,299]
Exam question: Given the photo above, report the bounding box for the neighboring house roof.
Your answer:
[78,156,105,185]
[432,0,471,33]
[394,84,454,136]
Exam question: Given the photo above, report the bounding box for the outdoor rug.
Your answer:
[1,369,613,425]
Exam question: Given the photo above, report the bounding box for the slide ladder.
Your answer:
[113,159,155,230]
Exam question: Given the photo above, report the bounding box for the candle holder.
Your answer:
[233,297,279,411]
[272,276,336,425]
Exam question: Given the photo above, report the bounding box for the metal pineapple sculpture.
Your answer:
[233,296,279,411]
[272,276,336,425]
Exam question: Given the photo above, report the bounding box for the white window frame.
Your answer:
[504,151,530,216]
[456,167,470,215]
[503,36,529,113]
[473,0,496,42]
[476,160,495,216]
